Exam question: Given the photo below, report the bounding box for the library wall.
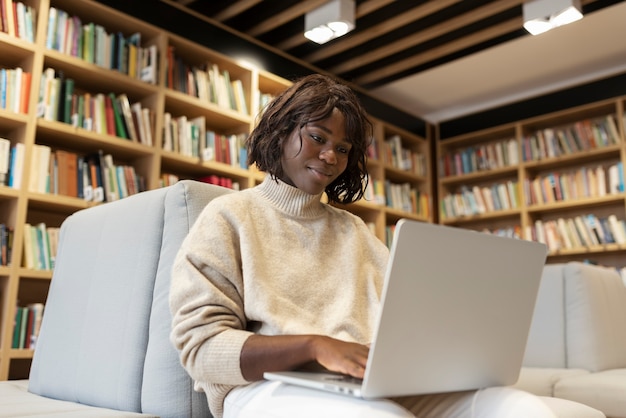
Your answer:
[437,96,626,269]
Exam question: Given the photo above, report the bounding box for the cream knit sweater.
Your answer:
[170,176,389,417]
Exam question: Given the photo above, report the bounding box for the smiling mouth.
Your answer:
[309,167,333,177]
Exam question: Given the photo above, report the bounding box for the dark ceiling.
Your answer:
[167,0,621,90]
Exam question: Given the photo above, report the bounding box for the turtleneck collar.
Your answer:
[255,175,327,218]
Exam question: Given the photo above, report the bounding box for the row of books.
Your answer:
[0,137,11,186]
[523,163,624,206]
[0,67,31,114]
[362,178,430,217]
[165,48,248,115]
[257,91,275,115]
[363,177,386,206]
[527,214,626,252]
[522,115,621,162]
[161,113,248,168]
[12,303,44,350]
[46,7,158,84]
[159,173,241,191]
[23,222,59,271]
[27,145,145,202]
[0,223,13,266]
[482,226,522,240]
[381,135,427,176]
[0,0,35,42]
[37,69,155,145]
[440,181,521,219]
[384,181,430,217]
[439,138,518,178]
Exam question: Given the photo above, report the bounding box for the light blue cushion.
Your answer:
[29,181,232,417]
[142,181,232,417]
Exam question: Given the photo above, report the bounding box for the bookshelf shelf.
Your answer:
[15,269,52,280]
[10,348,34,359]
[0,110,29,128]
[0,35,35,61]
[36,120,154,157]
[441,209,522,226]
[163,90,252,130]
[0,187,20,200]
[0,0,432,380]
[26,192,92,212]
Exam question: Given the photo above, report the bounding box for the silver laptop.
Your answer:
[264,219,548,399]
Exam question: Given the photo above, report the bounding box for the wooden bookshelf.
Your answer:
[0,0,432,380]
[437,97,626,269]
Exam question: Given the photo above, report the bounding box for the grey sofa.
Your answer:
[514,262,626,418]
[1,180,231,417]
[0,181,604,417]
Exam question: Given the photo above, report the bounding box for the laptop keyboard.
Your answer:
[323,375,363,384]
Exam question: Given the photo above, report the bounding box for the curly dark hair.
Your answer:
[247,74,373,204]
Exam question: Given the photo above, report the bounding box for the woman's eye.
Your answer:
[337,146,349,154]
[310,133,324,143]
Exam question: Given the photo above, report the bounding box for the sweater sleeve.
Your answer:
[169,199,253,386]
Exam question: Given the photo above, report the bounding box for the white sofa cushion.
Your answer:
[513,367,590,396]
[538,396,605,418]
[555,369,626,418]
[0,380,155,417]
[523,264,568,368]
[564,263,626,372]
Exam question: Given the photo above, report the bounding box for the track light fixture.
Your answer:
[523,0,583,36]
[304,0,355,44]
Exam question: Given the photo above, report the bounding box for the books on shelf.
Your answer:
[165,48,249,115]
[524,213,626,251]
[363,175,385,206]
[0,136,10,186]
[24,145,145,202]
[162,115,249,168]
[523,163,622,206]
[481,226,522,240]
[80,150,144,202]
[8,142,24,189]
[439,137,517,177]
[0,223,13,266]
[440,180,520,220]
[28,144,52,194]
[383,135,427,175]
[36,69,155,144]
[22,222,59,271]
[383,180,430,218]
[521,114,621,162]
[45,7,158,83]
[0,67,32,114]
[12,302,45,350]
[195,174,240,190]
[1,0,35,41]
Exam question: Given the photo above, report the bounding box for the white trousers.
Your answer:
[223,381,558,418]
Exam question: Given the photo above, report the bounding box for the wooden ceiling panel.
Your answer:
[165,0,620,89]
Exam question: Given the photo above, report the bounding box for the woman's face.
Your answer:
[279,108,351,195]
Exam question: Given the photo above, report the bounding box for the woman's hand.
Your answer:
[240,334,369,381]
[311,336,369,379]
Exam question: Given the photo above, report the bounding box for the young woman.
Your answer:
[169,74,559,418]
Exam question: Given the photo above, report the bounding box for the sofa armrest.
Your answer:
[564,263,626,372]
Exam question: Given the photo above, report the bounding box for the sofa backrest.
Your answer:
[28,180,233,417]
[563,262,626,371]
[523,262,626,372]
[523,263,568,368]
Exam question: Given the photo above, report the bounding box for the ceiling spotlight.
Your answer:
[523,0,583,36]
[305,0,355,44]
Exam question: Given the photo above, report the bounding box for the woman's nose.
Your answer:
[319,148,337,164]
